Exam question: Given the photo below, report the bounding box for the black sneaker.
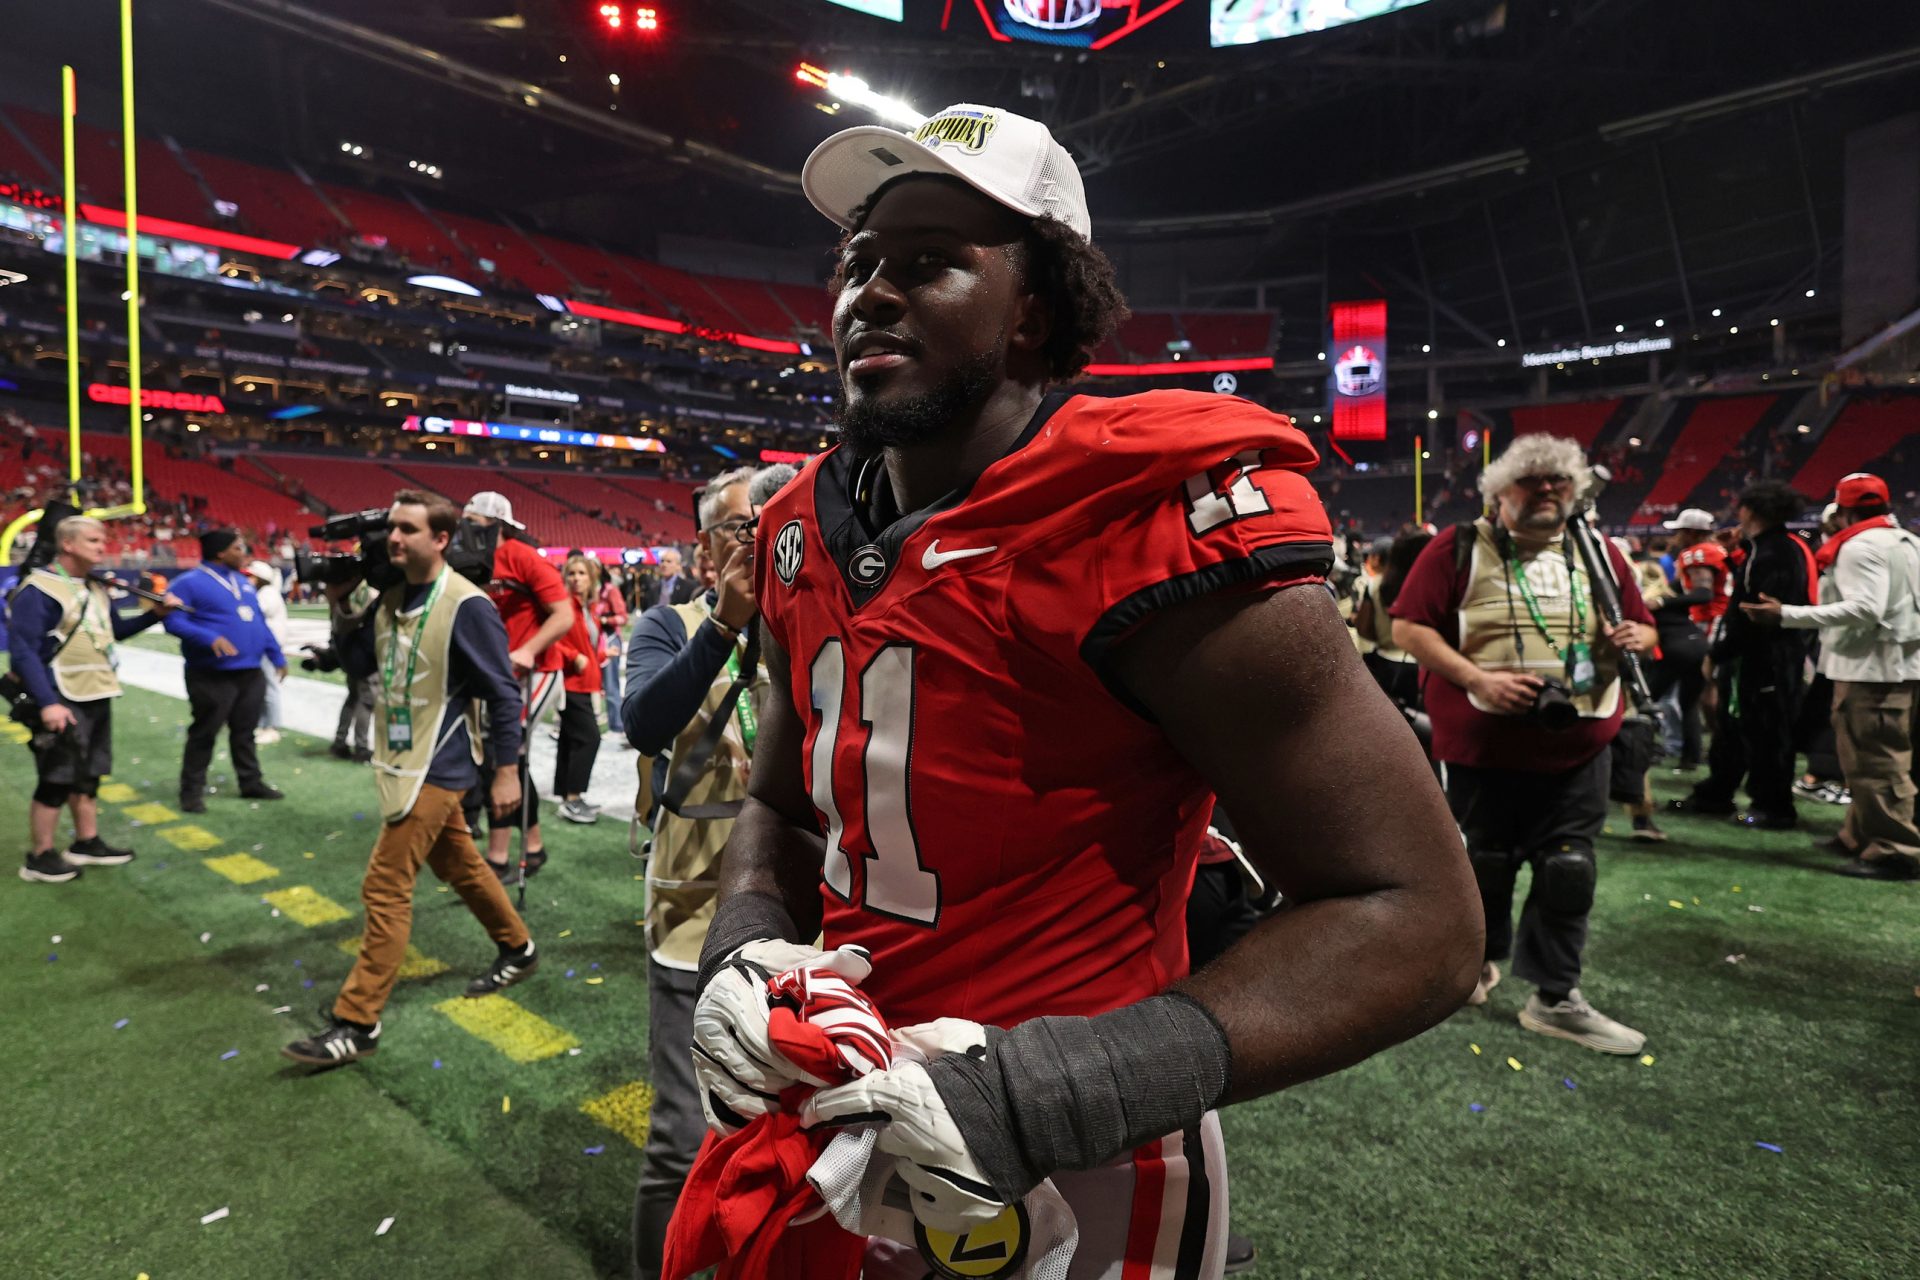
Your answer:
[1224,1230,1257,1274]
[19,850,81,883]
[179,794,207,814]
[465,939,538,997]
[523,848,548,878]
[1630,816,1669,843]
[352,747,373,763]
[1734,810,1797,831]
[329,741,353,760]
[240,784,286,801]
[281,1019,381,1065]
[1668,796,1734,816]
[66,835,135,866]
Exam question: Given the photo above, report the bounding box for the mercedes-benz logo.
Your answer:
[1212,372,1240,395]
[850,544,888,586]
[773,520,805,587]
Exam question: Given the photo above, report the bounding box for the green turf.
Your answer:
[3,689,1916,1279]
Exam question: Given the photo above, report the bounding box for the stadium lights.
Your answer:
[1615,324,1624,333]
[795,63,924,127]
[340,141,364,156]
[407,274,483,297]
[1426,409,1439,420]
[1654,318,1665,327]
[608,73,621,87]
[1711,307,1722,317]
[1496,338,1506,347]
[1421,343,1431,353]
[1770,317,1779,326]
[1806,288,1816,297]
[1317,351,1326,361]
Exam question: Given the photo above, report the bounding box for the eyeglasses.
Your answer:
[710,516,758,544]
[1515,473,1574,490]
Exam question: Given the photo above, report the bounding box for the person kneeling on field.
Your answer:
[284,491,537,1066]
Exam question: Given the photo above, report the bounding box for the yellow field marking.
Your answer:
[203,852,280,885]
[122,801,179,824]
[336,935,448,979]
[155,824,223,852]
[262,885,354,927]
[97,781,139,803]
[581,1080,655,1149]
[434,995,580,1064]
[0,723,30,745]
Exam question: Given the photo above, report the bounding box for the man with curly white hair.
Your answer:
[1391,433,1658,1054]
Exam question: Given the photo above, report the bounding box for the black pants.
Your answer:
[1649,627,1708,765]
[1691,664,1803,820]
[335,672,375,750]
[554,691,600,797]
[181,666,266,799]
[633,961,702,1280]
[1446,752,1608,995]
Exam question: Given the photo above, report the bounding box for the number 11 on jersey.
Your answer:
[809,639,941,925]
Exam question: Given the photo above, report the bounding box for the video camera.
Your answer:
[293,507,499,594]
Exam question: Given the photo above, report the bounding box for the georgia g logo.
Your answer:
[773,519,805,588]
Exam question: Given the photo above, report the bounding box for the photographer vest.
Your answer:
[372,569,487,823]
[642,596,768,970]
[26,567,121,702]
[1457,518,1621,721]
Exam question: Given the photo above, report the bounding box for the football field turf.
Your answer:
[2,687,1915,1279]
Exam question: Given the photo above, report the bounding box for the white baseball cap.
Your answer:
[464,491,523,529]
[1663,508,1715,532]
[244,559,276,584]
[802,103,1092,242]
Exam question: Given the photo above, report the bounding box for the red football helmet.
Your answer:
[1004,0,1103,32]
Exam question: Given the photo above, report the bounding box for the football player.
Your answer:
[692,103,1482,1279]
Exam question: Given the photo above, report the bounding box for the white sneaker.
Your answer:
[1465,961,1501,1006]
[558,799,599,825]
[254,728,282,745]
[1519,989,1646,1055]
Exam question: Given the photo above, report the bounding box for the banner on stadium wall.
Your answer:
[1329,300,1387,441]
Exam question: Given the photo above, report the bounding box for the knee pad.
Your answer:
[1537,845,1596,915]
[32,782,71,808]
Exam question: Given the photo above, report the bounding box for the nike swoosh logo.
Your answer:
[921,540,998,571]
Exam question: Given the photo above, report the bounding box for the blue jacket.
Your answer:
[163,563,287,672]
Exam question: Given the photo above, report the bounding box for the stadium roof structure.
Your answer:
[3,0,1918,365]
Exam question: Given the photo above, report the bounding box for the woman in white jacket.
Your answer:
[246,560,291,744]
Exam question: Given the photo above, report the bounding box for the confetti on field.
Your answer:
[272,1006,291,1015]
[1692,897,1701,906]
[583,1145,605,1156]
[1725,954,1746,964]
[1642,894,1652,901]
[51,934,61,943]
[255,983,270,993]
[113,1018,129,1029]
[558,930,572,938]
[324,831,343,841]
[1469,1103,1485,1113]
[1469,1043,1482,1055]
[566,969,576,978]
[302,979,314,989]
[220,1049,239,1061]
[46,953,56,963]
[1755,1142,1783,1154]
[585,976,605,986]
[432,1058,442,1069]
[303,852,315,860]
[200,1207,230,1225]
[1563,1078,1577,1090]
[200,932,212,943]
[502,1095,511,1114]
[568,1047,582,1057]
[1506,1057,1523,1072]
[1668,900,1685,909]
[1732,885,1742,893]
[1748,905,1765,913]
[1639,1054,1656,1067]
[590,962,600,970]
[376,1216,396,1236]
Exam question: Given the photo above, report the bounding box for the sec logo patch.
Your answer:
[773,520,805,587]
[915,1201,1030,1279]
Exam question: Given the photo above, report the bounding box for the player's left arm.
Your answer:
[518,543,576,659]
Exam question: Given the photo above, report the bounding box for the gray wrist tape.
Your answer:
[694,891,800,993]
[925,991,1233,1200]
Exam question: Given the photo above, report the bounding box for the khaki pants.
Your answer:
[1833,680,1920,862]
[335,782,529,1025]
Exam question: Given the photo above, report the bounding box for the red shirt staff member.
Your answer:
[462,491,574,881]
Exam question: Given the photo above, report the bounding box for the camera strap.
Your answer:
[1507,537,1595,694]
[658,621,760,821]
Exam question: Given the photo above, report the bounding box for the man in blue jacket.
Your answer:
[164,528,287,813]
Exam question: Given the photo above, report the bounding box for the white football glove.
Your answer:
[802,1018,1009,1233]
[691,941,872,1134]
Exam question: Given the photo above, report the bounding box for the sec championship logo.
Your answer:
[773,519,805,587]
[915,1200,1030,1279]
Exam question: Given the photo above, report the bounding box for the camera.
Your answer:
[295,509,403,592]
[1530,678,1580,731]
[299,643,342,674]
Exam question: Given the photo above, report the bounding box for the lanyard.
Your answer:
[199,565,244,604]
[382,571,448,710]
[1507,538,1588,661]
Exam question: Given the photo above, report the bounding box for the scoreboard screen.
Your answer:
[808,1,1433,50]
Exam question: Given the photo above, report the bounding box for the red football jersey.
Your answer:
[753,390,1333,1028]
[1676,541,1730,625]
[489,537,571,673]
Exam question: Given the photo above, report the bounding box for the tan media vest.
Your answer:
[372,569,488,823]
[27,568,122,702]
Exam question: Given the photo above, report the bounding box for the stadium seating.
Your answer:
[425,209,575,298]
[1791,394,1920,501]
[381,462,636,548]
[1114,313,1180,360]
[1178,313,1274,358]
[767,280,833,334]
[262,455,419,516]
[188,149,343,249]
[697,275,802,337]
[1631,394,1779,524]
[319,184,465,273]
[1509,398,1624,449]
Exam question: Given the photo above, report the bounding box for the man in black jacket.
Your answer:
[1673,481,1816,829]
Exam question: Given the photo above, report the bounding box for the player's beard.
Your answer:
[835,347,1001,456]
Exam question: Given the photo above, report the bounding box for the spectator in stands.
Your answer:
[1672,481,1815,830]
[651,546,695,608]
[1392,434,1654,1055]
[1743,473,1920,879]
[553,554,606,825]
[620,464,767,1280]
[283,491,535,1067]
[165,529,287,814]
[9,514,181,884]
[595,564,631,739]
[462,492,574,882]
[245,560,290,746]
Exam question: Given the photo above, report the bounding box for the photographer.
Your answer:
[619,465,771,1280]
[283,491,536,1066]
[8,514,179,883]
[462,492,574,882]
[328,581,377,762]
[1392,434,1655,1055]
[163,529,287,813]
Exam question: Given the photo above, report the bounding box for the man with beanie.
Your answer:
[164,529,288,812]
[1743,473,1920,879]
